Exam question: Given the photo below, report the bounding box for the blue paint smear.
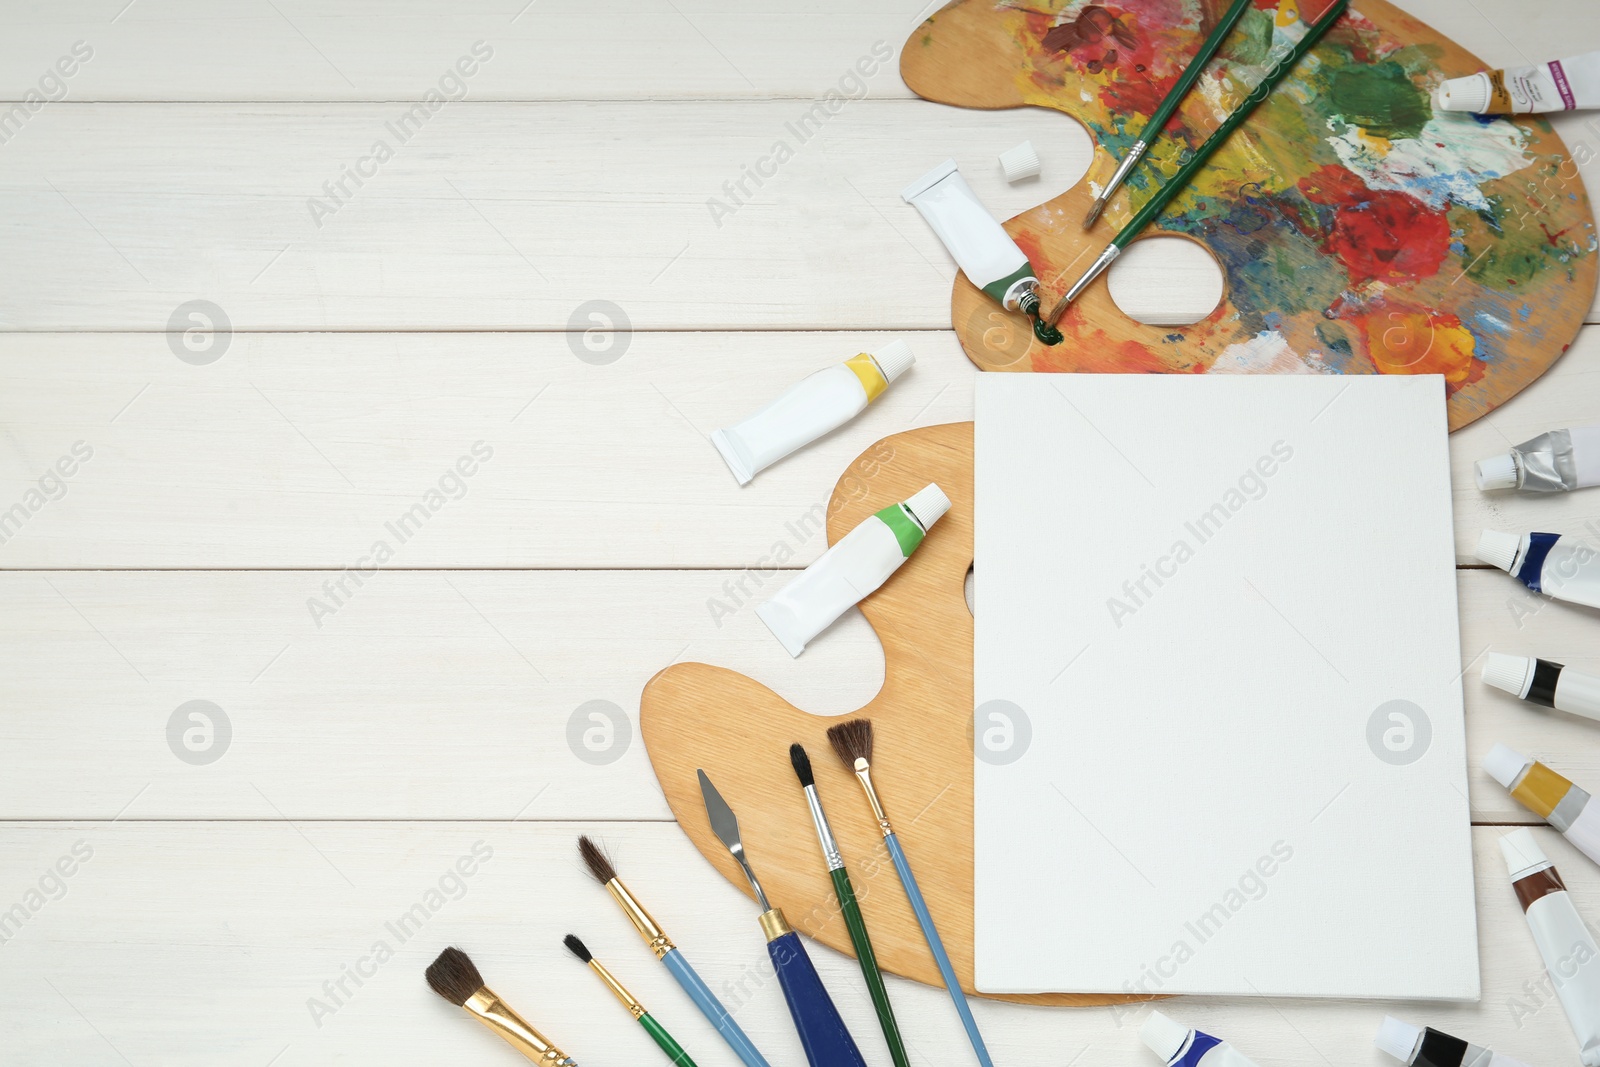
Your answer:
[1473,311,1511,335]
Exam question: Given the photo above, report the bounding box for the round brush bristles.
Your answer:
[562,934,593,964]
[577,835,617,884]
[789,742,815,787]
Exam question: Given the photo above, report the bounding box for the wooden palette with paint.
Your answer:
[908,0,1596,429]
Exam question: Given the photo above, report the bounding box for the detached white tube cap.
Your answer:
[1484,742,1532,789]
[999,140,1042,182]
[904,482,951,531]
[1482,652,1534,699]
[1476,529,1521,572]
[1501,827,1551,880]
[1476,452,1519,490]
[1374,1016,1422,1063]
[1140,1011,1190,1062]
[870,340,915,384]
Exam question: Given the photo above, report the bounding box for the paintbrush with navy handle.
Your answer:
[698,769,870,1067]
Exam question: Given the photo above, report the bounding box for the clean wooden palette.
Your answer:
[900,0,1598,430]
[641,422,1139,1007]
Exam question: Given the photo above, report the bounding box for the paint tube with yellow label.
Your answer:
[1485,744,1600,871]
[1438,50,1600,114]
[710,342,914,486]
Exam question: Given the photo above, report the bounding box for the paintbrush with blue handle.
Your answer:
[698,769,869,1067]
[827,718,995,1067]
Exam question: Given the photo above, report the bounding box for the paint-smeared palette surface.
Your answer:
[906,0,1598,430]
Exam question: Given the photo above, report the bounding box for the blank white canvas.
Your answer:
[973,373,1478,999]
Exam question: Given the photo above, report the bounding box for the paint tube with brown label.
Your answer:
[1502,829,1600,1065]
[1438,50,1600,114]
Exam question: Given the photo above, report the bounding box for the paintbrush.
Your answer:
[698,768,870,1067]
[790,742,911,1067]
[826,719,995,1067]
[1083,0,1255,228]
[563,934,698,1066]
[424,946,578,1065]
[1047,0,1349,322]
[577,836,772,1067]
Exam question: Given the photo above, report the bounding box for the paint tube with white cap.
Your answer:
[1374,1016,1531,1067]
[1476,426,1600,492]
[901,160,1042,317]
[1437,50,1600,115]
[1482,653,1600,722]
[1485,744,1600,870]
[1476,530,1600,609]
[757,483,950,657]
[1501,829,1600,1066]
[710,341,915,486]
[1139,1011,1261,1067]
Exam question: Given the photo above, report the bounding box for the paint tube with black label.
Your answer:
[1374,1016,1531,1067]
[901,160,1041,316]
[1482,653,1600,723]
[1502,829,1600,1066]
[1476,426,1600,492]
[1485,744,1600,870]
[1476,531,1600,610]
[1140,1011,1261,1067]
[757,484,949,657]
[710,341,914,486]
[1438,50,1600,114]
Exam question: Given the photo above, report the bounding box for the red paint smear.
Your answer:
[1540,222,1572,247]
[1298,165,1451,284]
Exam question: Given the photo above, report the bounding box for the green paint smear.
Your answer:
[1461,199,1555,287]
[1219,7,1275,66]
[1329,61,1431,140]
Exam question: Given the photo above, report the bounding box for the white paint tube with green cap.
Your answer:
[757,483,950,657]
[901,159,1041,316]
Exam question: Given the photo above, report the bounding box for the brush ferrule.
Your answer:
[1099,140,1147,206]
[802,784,845,871]
[854,762,894,838]
[759,908,793,943]
[465,986,576,1065]
[1045,244,1121,325]
[606,878,674,959]
[588,960,647,1020]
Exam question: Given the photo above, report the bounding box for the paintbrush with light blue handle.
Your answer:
[828,718,995,1067]
[579,836,772,1067]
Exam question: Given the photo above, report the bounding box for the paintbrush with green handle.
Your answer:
[564,935,697,1066]
[790,743,910,1067]
[1048,0,1349,323]
[1084,0,1256,228]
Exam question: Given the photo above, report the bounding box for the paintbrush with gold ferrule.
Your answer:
[564,934,698,1066]
[577,836,771,1067]
[826,718,995,1067]
[425,946,578,1065]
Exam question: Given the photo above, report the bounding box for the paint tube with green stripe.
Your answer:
[757,483,950,657]
[901,159,1041,317]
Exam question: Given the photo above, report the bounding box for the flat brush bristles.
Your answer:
[789,743,814,787]
[826,719,874,769]
[578,834,617,884]
[425,946,484,1006]
[562,934,593,964]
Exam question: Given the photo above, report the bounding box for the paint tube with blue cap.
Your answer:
[1374,1016,1531,1067]
[1140,1011,1261,1067]
[1476,425,1600,492]
[1476,530,1600,610]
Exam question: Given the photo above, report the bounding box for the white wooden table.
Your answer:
[3,2,1600,1064]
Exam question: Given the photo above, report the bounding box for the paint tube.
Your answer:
[710,341,915,486]
[901,159,1041,316]
[757,483,950,657]
[1485,745,1600,870]
[1374,1016,1531,1067]
[1140,1012,1260,1067]
[1438,50,1600,115]
[1482,653,1600,723]
[1476,426,1600,492]
[1501,829,1600,1065]
[1476,531,1600,610]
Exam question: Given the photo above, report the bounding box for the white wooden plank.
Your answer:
[0,567,1587,822]
[0,0,931,101]
[5,328,1600,568]
[0,101,1091,331]
[0,820,1591,1066]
